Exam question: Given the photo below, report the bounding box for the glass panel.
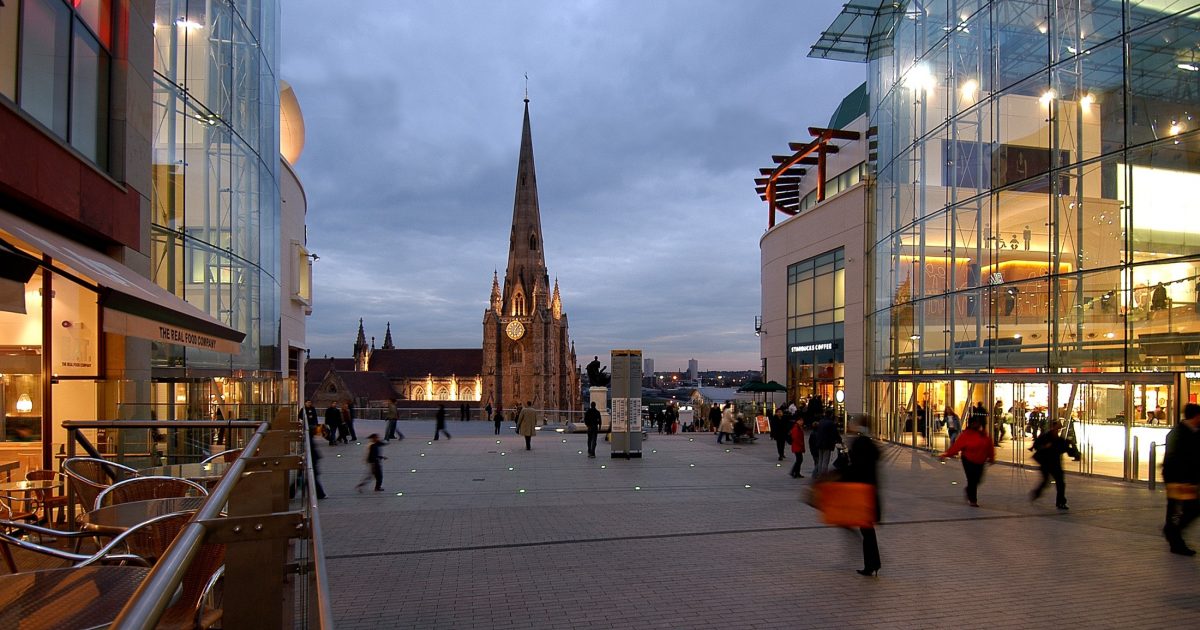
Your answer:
[70,21,109,167]
[74,0,111,47]
[834,268,846,308]
[1128,10,1200,148]
[814,272,834,311]
[0,0,18,98]
[1124,136,1200,259]
[19,0,71,136]
[796,278,814,316]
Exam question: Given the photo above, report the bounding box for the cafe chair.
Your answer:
[0,513,178,573]
[136,513,226,630]
[200,448,243,465]
[62,457,140,514]
[25,470,70,525]
[93,477,208,511]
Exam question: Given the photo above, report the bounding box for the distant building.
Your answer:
[687,359,699,382]
[644,358,654,376]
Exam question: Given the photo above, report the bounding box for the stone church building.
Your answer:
[482,100,580,413]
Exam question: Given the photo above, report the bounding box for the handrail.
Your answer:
[63,420,261,429]
[303,430,336,628]
[109,421,271,629]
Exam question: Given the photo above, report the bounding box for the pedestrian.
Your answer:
[584,402,602,458]
[940,415,995,507]
[434,404,451,440]
[300,400,319,437]
[770,407,790,462]
[992,399,1006,444]
[717,403,734,444]
[788,416,805,478]
[1029,420,1079,510]
[843,417,882,577]
[355,434,386,492]
[306,433,327,499]
[485,402,493,423]
[1163,402,1200,555]
[517,401,537,450]
[813,413,842,475]
[708,403,722,433]
[943,405,962,447]
[345,401,358,442]
[494,404,504,435]
[323,402,342,446]
[383,397,404,441]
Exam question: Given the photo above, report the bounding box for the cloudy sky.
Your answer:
[281,1,860,372]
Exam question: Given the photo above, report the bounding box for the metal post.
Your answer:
[1149,443,1157,491]
[1132,435,1140,481]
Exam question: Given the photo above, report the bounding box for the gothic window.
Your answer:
[461,387,474,400]
[512,292,525,317]
[529,234,538,251]
[413,386,424,400]
[436,387,449,400]
[511,343,523,364]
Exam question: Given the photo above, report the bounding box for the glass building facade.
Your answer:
[150,0,282,416]
[787,248,847,404]
[851,0,1200,480]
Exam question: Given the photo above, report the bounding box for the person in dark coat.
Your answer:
[323,403,342,446]
[814,414,842,475]
[769,408,791,462]
[1030,420,1079,510]
[1163,403,1200,555]
[434,404,451,440]
[708,404,722,433]
[584,402,602,458]
[342,402,357,442]
[494,405,504,435]
[842,418,882,576]
[299,400,319,436]
[355,434,386,492]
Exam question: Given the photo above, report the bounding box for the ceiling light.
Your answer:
[1169,121,1183,136]
[1178,63,1199,72]
[961,79,978,100]
[1040,90,1056,105]
[1080,93,1095,110]
[175,18,203,30]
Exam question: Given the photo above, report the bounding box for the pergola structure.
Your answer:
[756,126,861,228]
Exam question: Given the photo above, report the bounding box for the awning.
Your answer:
[0,211,245,354]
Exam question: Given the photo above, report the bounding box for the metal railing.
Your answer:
[62,411,333,629]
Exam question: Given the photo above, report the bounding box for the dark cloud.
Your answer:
[282,1,859,369]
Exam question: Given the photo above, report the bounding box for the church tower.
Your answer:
[353,318,370,372]
[482,99,579,415]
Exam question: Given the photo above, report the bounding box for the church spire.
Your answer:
[382,322,395,350]
[551,278,562,320]
[490,271,502,312]
[354,319,369,372]
[502,99,548,319]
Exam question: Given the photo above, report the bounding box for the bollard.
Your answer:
[1149,442,1157,491]
[1133,436,1139,482]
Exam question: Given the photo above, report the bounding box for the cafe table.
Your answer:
[0,565,150,630]
[137,461,232,484]
[0,479,62,522]
[81,497,209,535]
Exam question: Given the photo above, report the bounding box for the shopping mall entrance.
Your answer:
[870,374,1177,481]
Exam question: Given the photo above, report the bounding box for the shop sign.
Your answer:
[1185,372,1200,379]
[103,310,242,354]
[790,342,835,353]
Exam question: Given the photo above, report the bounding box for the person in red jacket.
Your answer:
[939,416,996,507]
[788,418,806,478]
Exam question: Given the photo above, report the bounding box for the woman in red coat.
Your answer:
[788,419,806,478]
[939,416,996,507]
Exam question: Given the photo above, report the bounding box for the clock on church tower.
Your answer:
[505,319,526,340]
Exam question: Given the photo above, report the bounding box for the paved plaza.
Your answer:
[317,420,1198,629]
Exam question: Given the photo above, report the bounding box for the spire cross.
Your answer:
[524,73,529,103]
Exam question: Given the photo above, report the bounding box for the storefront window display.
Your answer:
[787,249,846,406]
[850,0,1200,480]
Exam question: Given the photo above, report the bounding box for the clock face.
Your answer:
[506,320,526,340]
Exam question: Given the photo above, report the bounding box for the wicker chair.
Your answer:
[25,469,70,524]
[200,448,243,465]
[62,457,139,515]
[93,476,208,511]
[0,514,171,573]
[140,513,226,630]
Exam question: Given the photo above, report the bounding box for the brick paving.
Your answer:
[316,420,1199,629]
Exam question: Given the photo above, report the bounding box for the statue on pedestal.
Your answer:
[586,356,610,387]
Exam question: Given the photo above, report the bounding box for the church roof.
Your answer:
[327,370,397,402]
[368,348,483,379]
[306,358,355,385]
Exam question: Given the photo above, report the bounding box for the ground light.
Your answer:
[395,492,404,496]
[518,489,526,493]
[508,467,514,471]
[600,465,606,469]
[410,469,417,473]
[634,486,641,491]
[420,453,425,457]
[427,441,433,445]
[689,464,695,467]
[744,485,752,489]
[496,440,501,444]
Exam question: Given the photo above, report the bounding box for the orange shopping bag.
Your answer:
[812,481,876,528]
